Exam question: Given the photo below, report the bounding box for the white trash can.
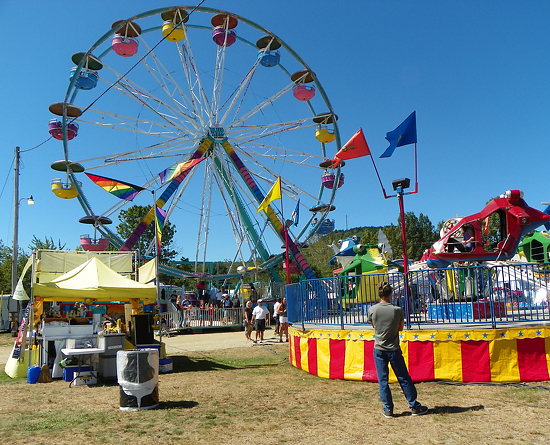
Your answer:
[116,349,159,411]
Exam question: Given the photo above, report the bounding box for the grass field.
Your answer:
[1,333,550,444]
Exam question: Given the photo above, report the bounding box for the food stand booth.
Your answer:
[5,250,157,383]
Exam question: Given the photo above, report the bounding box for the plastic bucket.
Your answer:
[27,365,41,384]
[159,358,173,374]
[117,349,159,411]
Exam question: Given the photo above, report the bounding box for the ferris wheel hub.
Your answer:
[208,125,227,142]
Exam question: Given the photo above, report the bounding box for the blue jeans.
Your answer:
[373,348,420,411]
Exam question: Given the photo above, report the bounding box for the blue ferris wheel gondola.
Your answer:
[314,219,335,235]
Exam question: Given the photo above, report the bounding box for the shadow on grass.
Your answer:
[429,405,485,414]
[171,355,283,373]
[171,356,236,372]
[158,400,199,410]
[390,405,484,417]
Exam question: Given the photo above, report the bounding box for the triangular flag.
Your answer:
[159,158,204,184]
[155,206,166,253]
[257,177,281,213]
[85,173,146,201]
[291,199,300,226]
[13,256,33,301]
[380,111,417,158]
[332,129,370,166]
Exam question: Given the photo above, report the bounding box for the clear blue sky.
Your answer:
[1,1,549,264]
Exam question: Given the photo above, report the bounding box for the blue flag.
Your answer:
[291,199,300,226]
[380,111,417,158]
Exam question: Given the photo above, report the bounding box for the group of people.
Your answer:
[171,291,193,328]
[207,285,241,309]
[170,285,242,328]
[243,297,288,343]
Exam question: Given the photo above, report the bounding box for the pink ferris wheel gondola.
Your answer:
[111,20,141,57]
[211,14,238,47]
[291,70,316,101]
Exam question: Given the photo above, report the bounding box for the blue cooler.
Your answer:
[64,366,91,382]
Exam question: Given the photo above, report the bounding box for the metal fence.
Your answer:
[161,307,244,330]
[287,262,550,328]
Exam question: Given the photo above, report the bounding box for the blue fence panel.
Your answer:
[286,262,550,328]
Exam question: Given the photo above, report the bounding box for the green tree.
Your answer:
[29,235,66,251]
[0,240,30,294]
[116,205,178,262]
[390,212,438,261]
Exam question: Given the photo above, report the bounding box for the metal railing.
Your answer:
[161,307,244,330]
[287,262,550,328]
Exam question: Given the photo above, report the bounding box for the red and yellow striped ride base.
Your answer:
[288,326,550,383]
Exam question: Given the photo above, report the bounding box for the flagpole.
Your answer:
[153,191,161,344]
[369,154,389,199]
[280,178,290,285]
[413,143,418,194]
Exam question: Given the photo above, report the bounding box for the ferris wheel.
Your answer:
[49,6,344,280]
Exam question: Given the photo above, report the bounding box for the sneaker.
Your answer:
[383,409,394,418]
[279,338,283,343]
[411,405,428,416]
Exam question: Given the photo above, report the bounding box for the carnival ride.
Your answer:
[328,235,362,270]
[288,191,550,384]
[517,230,550,263]
[426,190,550,269]
[49,7,345,281]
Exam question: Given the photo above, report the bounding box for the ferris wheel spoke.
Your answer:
[95,67,191,131]
[212,155,273,264]
[233,150,326,204]
[227,81,297,129]
[136,39,206,131]
[217,53,262,127]
[74,133,198,167]
[211,43,228,123]
[77,113,201,142]
[234,146,323,169]
[228,119,317,143]
[178,31,215,127]
[212,172,252,266]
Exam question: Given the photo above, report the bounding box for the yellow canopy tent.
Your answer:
[34,256,156,302]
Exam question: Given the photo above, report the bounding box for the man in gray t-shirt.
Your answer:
[367,282,428,418]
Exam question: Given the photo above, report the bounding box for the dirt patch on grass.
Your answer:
[1,332,550,444]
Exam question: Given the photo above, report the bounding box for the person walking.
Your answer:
[273,297,281,335]
[251,299,269,343]
[277,297,288,342]
[367,282,428,418]
[244,301,254,341]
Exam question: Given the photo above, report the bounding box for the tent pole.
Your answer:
[26,250,36,369]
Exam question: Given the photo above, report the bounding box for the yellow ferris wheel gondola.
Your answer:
[50,160,84,199]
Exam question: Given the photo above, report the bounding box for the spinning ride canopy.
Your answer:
[52,7,342,279]
[34,257,156,302]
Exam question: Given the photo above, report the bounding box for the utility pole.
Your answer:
[11,147,20,321]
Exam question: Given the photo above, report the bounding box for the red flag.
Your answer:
[332,129,370,166]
